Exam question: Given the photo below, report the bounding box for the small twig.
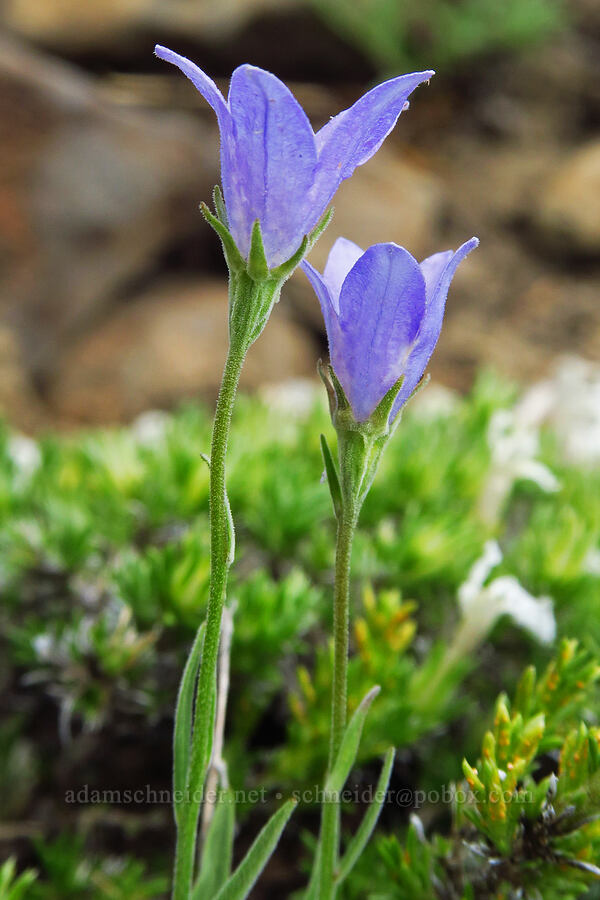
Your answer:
[200,602,236,844]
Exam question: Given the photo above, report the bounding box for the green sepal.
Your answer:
[335,747,395,886]
[200,202,245,274]
[192,789,236,899]
[307,206,334,251]
[369,375,405,435]
[270,207,333,283]
[213,799,297,900]
[326,686,380,794]
[213,184,229,227]
[320,434,342,520]
[270,234,309,283]
[318,361,351,423]
[247,220,269,283]
[173,622,205,827]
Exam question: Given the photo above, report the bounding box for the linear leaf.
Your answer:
[326,686,380,795]
[173,623,205,826]
[213,800,296,900]
[320,434,342,520]
[192,789,236,899]
[335,748,395,886]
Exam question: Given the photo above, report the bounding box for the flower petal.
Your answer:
[311,70,434,214]
[227,65,318,266]
[300,260,339,345]
[154,46,229,125]
[391,237,478,418]
[488,576,556,644]
[322,237,364,309]
[337,243,426,422]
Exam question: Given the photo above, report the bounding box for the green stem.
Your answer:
[329,506,359,767]
[172,332,247,900]
[319,503,359,899]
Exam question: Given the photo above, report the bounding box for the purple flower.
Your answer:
[302,237,478,423]
[155,45,433,269]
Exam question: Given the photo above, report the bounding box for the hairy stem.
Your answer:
[172,334,246,900]
[319,503,359,899]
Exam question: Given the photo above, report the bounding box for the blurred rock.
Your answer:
[2,0,299,53]
[49,281,318,423]
[532,141,600,257]
[286,149,445,328]
[0,326,46,430]
[0,35,218,375]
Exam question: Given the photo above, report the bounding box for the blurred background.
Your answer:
[2,3,600,898]
[1,0,599,432]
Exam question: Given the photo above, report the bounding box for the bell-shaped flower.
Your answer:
[155,45,434,269]
[302,236,478,423]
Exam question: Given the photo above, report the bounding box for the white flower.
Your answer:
[479,407,559,523]
[458,541,556,645]
[522,356,600,466]
[8,434,41,480]
[131,410,169,445]
[584,548,600,576]
[260,378,322,420]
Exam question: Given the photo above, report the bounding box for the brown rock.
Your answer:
[0,35,218,375]
[533,141,600,257]
[48,280,318,423]
[2,0,299,53]
[0,326,46,431]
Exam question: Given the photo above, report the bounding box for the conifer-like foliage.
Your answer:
[1,373,599,898]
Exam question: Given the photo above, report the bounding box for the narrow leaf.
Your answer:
[335,748,395,886]
[320,434,342,520]
[213,800,296,900]
[192,789,236,899]
[304,839,321,900]
[326,686,380,794]
[225,490,235,568]
[173,623,205,826]
[200,202,245,273]
[247,220,269,282]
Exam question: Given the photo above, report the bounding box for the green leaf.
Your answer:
[326,686,380,794]
[225,489,235,568]
[335,747,395,886]
[0,858,37,900]
[192,790,236,899]
[304,839,321,900]
[247,220,269,282]
[200,202,245,273]
[173,622,205,826]
[320,434,342,520]
[213,799,297,900]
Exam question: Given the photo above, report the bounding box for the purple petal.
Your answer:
[310,70,434,216]
[154,45,229,126]
[391,237,479,419]
[337,244,426,422]
[227,65,318,267]
[322,237,364,309]
[300,260,341,354]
